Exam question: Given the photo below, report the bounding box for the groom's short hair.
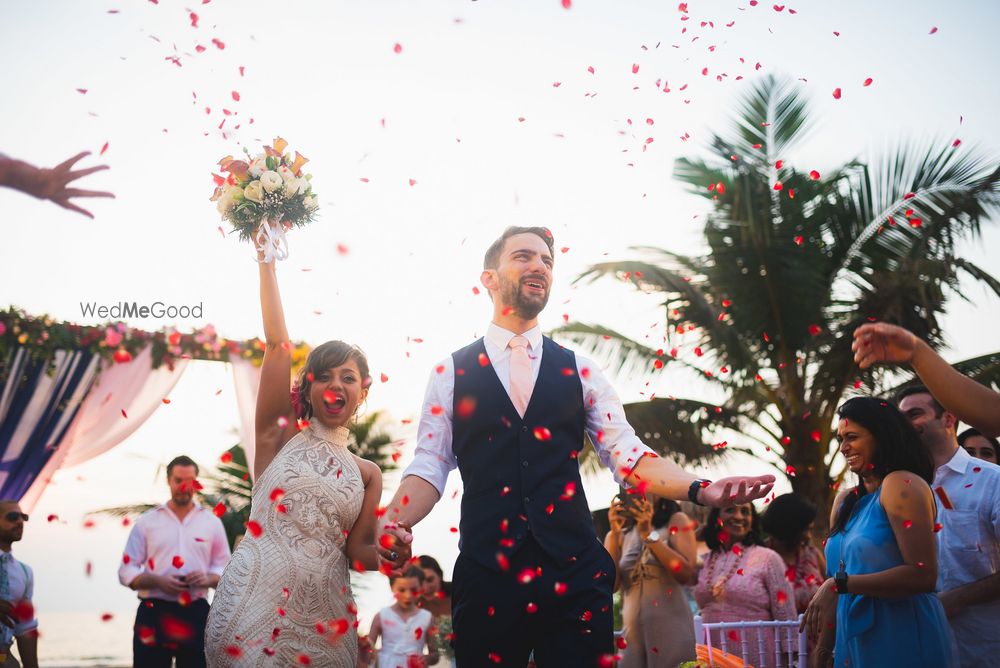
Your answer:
[484,226,555,270]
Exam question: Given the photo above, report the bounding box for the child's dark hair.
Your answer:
[389,565,425,586]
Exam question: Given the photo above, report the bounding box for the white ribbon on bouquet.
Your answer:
[254,218,289,263]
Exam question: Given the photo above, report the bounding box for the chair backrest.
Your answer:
[693,614,807,668]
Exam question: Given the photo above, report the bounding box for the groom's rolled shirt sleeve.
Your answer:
[577,353,657,486]
[402,357,458,497]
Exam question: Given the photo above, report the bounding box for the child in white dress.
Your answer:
[369,566,439,668]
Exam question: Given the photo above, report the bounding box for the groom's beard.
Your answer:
[499,274,550,320]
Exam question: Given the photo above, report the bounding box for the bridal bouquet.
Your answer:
[211,137,318,262]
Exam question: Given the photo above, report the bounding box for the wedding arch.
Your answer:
[0,307,307,512]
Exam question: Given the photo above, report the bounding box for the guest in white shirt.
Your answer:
[898,386,1000,667]
[118,456,231,668]
[0,501,37,668]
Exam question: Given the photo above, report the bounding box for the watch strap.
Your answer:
[688,479,711,506]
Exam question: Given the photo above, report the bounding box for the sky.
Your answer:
[1,0,999,662]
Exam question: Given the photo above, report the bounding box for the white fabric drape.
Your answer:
[20,345,188,512]
[230,357,261,481]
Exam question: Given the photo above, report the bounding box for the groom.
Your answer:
[379,227,774,666]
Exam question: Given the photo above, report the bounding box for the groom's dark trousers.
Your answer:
[448,337,616,667]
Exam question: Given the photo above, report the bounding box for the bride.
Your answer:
[205,246,401,666]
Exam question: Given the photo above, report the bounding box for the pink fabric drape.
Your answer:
[20,345,188,512]
[230,357,261,481]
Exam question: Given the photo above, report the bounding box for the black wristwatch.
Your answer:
[834,562,849,595]
[688,478,711,506]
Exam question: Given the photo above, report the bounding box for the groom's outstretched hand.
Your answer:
[697,475,776,507]
[377,520,414,574]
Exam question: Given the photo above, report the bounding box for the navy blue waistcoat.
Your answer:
[452,336,596,571]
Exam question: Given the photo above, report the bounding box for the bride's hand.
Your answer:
[377,520,414,573]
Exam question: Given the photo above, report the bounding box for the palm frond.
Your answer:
[880,352,1000,398]
[88,503,157,518]
[623,398,744,464]
[952,258,1000,301]
[551,322,738,391]
[349,409,399,470]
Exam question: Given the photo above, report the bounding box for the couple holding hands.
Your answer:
[203,226,774,667]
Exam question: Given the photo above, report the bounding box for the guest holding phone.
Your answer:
[605,492,697,667]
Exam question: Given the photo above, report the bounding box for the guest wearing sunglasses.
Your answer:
[0,501,37,668]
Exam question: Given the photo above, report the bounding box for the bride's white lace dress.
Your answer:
[205,422,363,667]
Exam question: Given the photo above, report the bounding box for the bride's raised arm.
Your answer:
[254,252,297,477]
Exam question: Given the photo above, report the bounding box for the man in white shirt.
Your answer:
[0,501,37,668]
[118,456,231,668]
[376,227,775,667]
[898,385,1000,667]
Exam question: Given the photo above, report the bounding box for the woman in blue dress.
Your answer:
[803,397,954,667]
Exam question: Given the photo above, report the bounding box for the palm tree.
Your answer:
[557,75,1000,530]
[91,409,400,548]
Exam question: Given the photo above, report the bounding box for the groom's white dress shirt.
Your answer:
[403,323,656,496]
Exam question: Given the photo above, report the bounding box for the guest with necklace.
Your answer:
[693,502,795,668]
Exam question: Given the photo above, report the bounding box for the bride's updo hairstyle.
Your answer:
[292,341,370,420]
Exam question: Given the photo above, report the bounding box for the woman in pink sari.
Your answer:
[694,503,796,668]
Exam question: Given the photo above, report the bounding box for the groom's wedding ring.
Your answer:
[389,551,398,561]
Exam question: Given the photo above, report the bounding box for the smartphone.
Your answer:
[618,485,639,513]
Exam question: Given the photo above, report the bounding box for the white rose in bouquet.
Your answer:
[261,171,284,193]
[248,157,267,178]
[303,195,317,210]
[216,185,244,213]
[286,178,310,197]
[278,165,295,183]
[243,180,264,203]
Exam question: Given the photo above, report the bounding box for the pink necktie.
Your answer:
[508,335,533,418]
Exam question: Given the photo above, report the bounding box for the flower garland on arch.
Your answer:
[0,307,310,374]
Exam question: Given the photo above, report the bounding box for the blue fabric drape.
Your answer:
[0,347,98,500]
